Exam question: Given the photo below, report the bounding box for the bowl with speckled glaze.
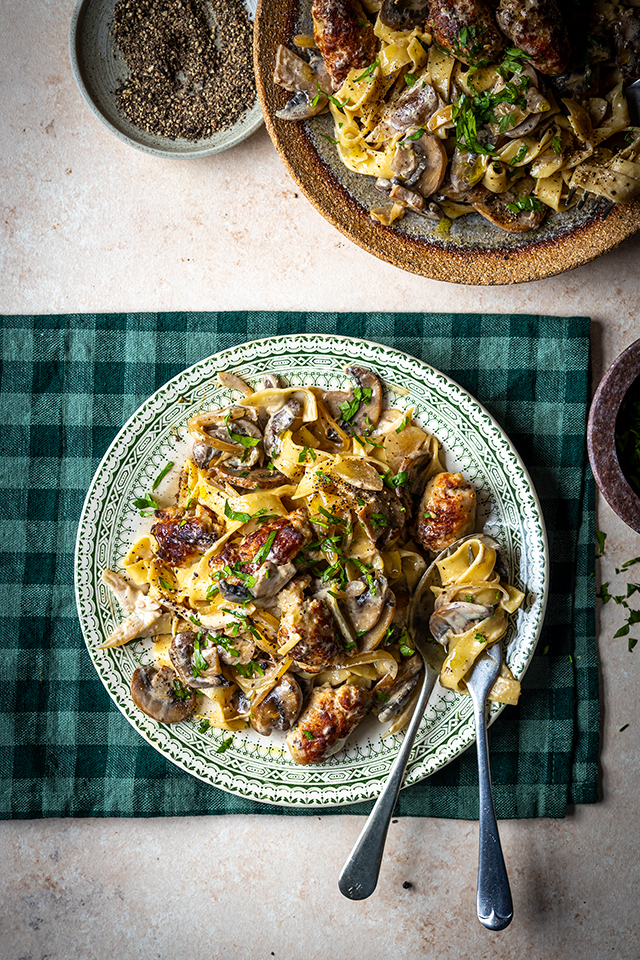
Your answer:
[253,0,640,284]
[588,339,640,533]
[70,0,263,158]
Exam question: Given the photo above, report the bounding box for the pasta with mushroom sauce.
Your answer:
[102,367,524,764]
[273,0,640,233]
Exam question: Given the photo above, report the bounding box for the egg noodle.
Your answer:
[102,370,524,760]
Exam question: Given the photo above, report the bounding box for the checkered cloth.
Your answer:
[0,312,597,819]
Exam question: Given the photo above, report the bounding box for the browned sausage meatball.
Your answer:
[312,0,378,90]
[286,683,373,764]
[428,0,504,65]
[415,472,476,553]
[496,0,570,75]
[277,577,345,673]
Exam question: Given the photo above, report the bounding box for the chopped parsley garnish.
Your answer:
[505,196,545,214]
[339,386,373,422]
[253,529,278,565]
[192,638,208,677]
[224,413,261,449]
[509,143,528,166]
[152,461,174,490]
[158,576,174,592]
[319,134,339,144]
[172,679,190,700]
[224,500,252,524]
[384,470,408,489]
[302,729,315,740]
[216,736,234,753]
[298,446,317,463]
[406,128,426,141]
[370,513,388,529]
[354,59,379,82]
[404,73,418,86]
[197,718,210,733]
[395,414,410,433]
[497,46,533,78]
[133,493,159,513]
[551,135,563,154]
[595,530,607,558]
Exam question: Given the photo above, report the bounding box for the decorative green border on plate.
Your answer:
[74,335,548,807]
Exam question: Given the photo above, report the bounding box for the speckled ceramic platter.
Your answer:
[70,0,263,158]
[75,335,548,807]
[253,0,640,285]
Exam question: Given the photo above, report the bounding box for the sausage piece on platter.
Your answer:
[496,0,571,75]
[427,0,505,65]
[312,0,378,90]
[415,472,476,553]
[286,683,373,764]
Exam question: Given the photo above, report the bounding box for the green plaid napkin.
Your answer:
[0,312,596,819]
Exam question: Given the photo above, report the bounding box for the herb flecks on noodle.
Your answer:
[102,367,524,764]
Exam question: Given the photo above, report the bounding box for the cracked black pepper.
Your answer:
[112,0,256,140]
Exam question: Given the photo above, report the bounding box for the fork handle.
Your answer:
[338,664,438,901]
[474,698,513,931]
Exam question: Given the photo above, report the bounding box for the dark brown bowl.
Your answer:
[253,0,640,285]
[588,339,640,533]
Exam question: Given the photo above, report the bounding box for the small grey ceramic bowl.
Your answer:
[588,338,640,533]
[69,0,263,158]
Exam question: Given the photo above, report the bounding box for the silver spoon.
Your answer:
[338,533,490,901]
[465,643,513,931]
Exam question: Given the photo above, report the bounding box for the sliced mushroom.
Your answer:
[322,366,383,433]
[429,601,495,646]
[250,560,297,600]
[410,134,448,197]
[370,82,441,141]
[192,440,216,469]
[344,575,389,634]
[274,45,331,120]
[451,148,489,192]
[470,176,548,232]
[212,465,289,490]
[390,183,425,211]
[359,589,396,652]
[390,142,420,180]
[346,365,383,432]
[189,408,263,470]
[131,664,196,723]
[169,630,228,690]
[216,635,257,665]
[249,673,304,735]
[355,486,407,546]
[262,374,282,389]
[263,398,301,458]
[373,653,423,722]
[217,371,254,396]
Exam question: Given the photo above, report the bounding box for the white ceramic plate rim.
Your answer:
[74,334,549,807]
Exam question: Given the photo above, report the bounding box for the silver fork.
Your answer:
[465,643,513,931]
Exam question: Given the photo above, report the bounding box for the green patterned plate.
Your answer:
[75,335,548,807]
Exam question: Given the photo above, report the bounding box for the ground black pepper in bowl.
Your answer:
[112,0,256,141]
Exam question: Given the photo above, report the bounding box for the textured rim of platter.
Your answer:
[75,335,549,808]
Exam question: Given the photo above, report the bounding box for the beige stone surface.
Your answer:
[1,2,640,958]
